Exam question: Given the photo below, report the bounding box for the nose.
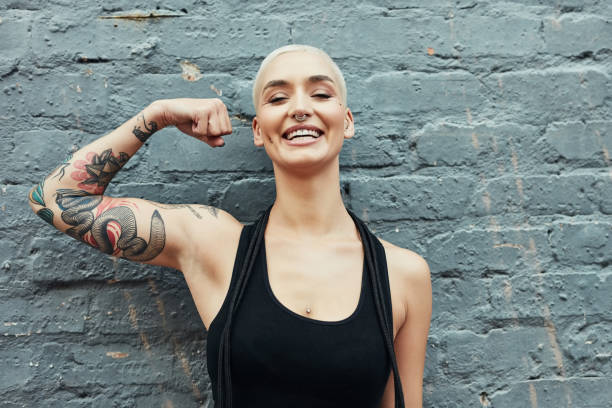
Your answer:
[287,89,313,119]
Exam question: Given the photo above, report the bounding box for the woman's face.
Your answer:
[252,51,354,173]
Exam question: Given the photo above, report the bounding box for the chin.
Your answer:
[274,150,341,174]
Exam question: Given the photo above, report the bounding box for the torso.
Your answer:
[182,224,412,340]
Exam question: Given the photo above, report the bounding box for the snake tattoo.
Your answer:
[56,189,165,262]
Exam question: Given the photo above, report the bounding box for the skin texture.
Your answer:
[29,50,431,408]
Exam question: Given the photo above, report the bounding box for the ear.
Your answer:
[252,117,264,147]
[343,107,355,139]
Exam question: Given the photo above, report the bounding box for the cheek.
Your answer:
[318,102,345,122]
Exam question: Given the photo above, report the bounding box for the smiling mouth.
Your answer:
[283,129,322,140]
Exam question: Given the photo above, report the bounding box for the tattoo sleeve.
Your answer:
[29,108,172,264]
[28,179,54,226]
[132,113,158,142]
[67,149,130,195]
[55,189,166,262]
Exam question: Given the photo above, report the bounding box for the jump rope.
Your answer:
[216,206,405,407]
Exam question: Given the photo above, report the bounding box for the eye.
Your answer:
[268,96,287,103]
[313,93,331,99]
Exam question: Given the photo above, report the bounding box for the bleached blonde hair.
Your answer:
[252,44,347,112]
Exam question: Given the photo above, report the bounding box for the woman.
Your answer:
[28,45,432,408]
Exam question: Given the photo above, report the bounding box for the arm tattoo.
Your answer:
[70,149,130,194]
[29,179,55,226]
[149,202,219,219]
[50,151,74,181]
[56,189,166,262]
[132,113,158,142]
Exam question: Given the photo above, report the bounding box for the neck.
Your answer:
[269,158,354,238]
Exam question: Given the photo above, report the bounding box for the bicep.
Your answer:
[380,255,432,408]
[31,187,235,271]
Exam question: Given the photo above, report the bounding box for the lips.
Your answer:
[282,124,324,140]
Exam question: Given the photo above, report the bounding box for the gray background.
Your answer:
[1,0,611,407]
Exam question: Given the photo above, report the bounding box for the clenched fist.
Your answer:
[146,98,233,147]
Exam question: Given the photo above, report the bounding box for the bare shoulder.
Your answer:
[379,238,431,285]
[379,238,432,335]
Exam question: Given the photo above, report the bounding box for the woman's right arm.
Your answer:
[27,98,242,272]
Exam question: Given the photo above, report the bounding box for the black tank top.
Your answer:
[206,220,394,408]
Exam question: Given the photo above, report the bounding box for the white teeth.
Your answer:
[286,129,321,140]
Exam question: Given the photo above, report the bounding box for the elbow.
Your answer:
[28,184,55,226]
[27,185,39,211]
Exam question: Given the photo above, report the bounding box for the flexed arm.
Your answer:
[28,98,239,270]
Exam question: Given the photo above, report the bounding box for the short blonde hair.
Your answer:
[252,44,347,112]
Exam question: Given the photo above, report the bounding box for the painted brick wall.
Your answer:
[1,1,611,407]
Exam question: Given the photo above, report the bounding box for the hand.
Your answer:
[147,98,233,147]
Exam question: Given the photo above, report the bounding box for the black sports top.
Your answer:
[206,218,395,408]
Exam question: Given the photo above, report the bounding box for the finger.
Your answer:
[219,103,232,135]
[207,110,221,137]
[205,135,225,148]
[193,110,210,138]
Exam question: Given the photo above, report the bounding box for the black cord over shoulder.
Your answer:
[216,207,405,408]
[349,210,405,408]
[217,206,271,408]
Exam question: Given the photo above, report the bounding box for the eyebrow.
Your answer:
[261,75,335,93]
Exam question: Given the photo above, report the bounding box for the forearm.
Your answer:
[45,104,160,194]
[27,103,163,227]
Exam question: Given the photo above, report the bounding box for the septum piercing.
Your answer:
[294,113,307,122]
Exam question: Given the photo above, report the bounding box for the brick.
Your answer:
[134,391,206,408]
[1,184,40,229]
[153,17,289,60]
[340,123,408,168]
[4,130,79,184]
[431,277,493,331]
[88,283,202,335]
[218,177,276,222]
[0,289,87,335]
[549,221,612,266]
[594,176,612,214]
[293,14,542,58]
[543,15,612,55]
[39,342,173,387]
[489,273,612,321]
[348,175,476,221]
[0,73,109,119]
[470,174,605,216]
[426,227,552,277]
[111,73,241,112]
[23,233,156,284]
[487,68,609,125]
[443,328,559,382]
[32,14,289,63]
[415,122,536,167]
[560,318,612,376]
[543,121,611,162]
[0,349,37,390]
[0,10,32,59]
[355,71,486,117]
[492,378,612,408]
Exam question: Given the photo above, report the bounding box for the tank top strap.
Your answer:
[347,210,395,336]
[208,222,256,334]
[370,232,394,333]
[227,222,257,297]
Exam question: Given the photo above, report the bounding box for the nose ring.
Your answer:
[294,113,307,122]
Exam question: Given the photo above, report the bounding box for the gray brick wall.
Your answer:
[1,0,610,407]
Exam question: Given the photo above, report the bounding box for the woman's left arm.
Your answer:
[379,250,432,408]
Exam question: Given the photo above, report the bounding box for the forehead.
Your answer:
[260,51,339,86]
